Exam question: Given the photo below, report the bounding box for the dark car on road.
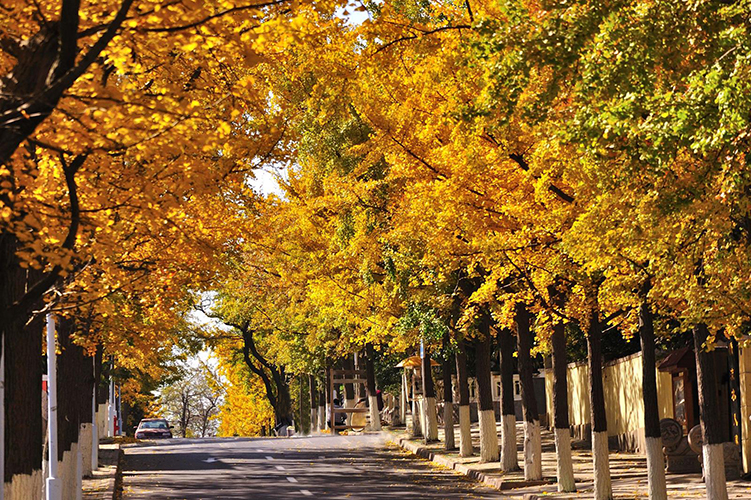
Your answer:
[135,418,173,439]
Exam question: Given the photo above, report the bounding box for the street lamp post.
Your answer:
[46,314,62,500]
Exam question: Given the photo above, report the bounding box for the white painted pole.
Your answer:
[1,335,5,500]
[46,314,62,500]
[107,369,114,438]
[117,384,122,436]
[91,359,98,471]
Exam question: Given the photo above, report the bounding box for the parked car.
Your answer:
[135,418,173,439]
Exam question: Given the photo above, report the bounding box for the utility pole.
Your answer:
[46,314,62,500]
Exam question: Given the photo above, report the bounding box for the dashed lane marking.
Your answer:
[287,477,298,483]
[300,490,313,496]
[275,465,285,471]
[265,456,274,461]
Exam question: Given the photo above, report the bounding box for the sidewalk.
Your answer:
[83,443,122,500]
[387,421,751,499]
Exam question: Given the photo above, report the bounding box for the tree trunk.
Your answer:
[317,375,326,432]
[2,232,44,498]
[272,367,293,428]
[240,328,292,428]
[551,319,575,492]
[587,305,612,500]
[421,344,439,442]
[342,356,356,425]
[407,367,422,438]
[515,304,542,480]
[354,351,366,400]
[400,369,408,426]
[694,323,728,500]
[639,287,667,500]
[455,337,472,457]
[309,375,318,433]
[442,337,456,451]
[475,318,499,462]
[325,367,332,430]
[365,344,381,431]
[57,315,95,498]
[498,327,519,471]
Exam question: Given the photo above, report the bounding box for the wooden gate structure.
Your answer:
[328,367,369,434]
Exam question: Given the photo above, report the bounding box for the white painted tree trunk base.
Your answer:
[317,405,325,431]
[76,443,83,500]
[61,444,82,500]
[4,470,43,500]
[91,421,98,471]
[501,413,519,471]
[592,430,613,500]
[478,409,499,463]
[554,427,576,492]
[424,397,439,442]
[419,397,427,436]
[411,399,422,438]
[443,401,455,450]
[96,404,108,439]
[310,409,318,433]
[368,395,381,431]
[400,377,408,425]
[645,436,667,500]
[458,405,472,457]
[702,443,729,500]
[79,423,93,477]
[523,420,542,480]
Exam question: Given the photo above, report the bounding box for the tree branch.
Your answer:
[9,154,85,319]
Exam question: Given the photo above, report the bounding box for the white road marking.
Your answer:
[275,465,285,471]
[300,490,313,496]
[202,458,217,463]
[265,456,274,461]
[256,449,265,453]
[287,476,298,483]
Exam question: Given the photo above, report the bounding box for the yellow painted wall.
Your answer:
[545,352,674,452]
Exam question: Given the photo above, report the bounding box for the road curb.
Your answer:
[83,443,122,500]
[387,431,551,492]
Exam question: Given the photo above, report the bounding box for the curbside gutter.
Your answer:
[82,443,122,500]
[387,430,550,492]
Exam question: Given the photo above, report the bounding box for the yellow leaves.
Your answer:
[217,121,232,137]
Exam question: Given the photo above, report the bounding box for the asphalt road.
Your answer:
[121,434,502,499]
